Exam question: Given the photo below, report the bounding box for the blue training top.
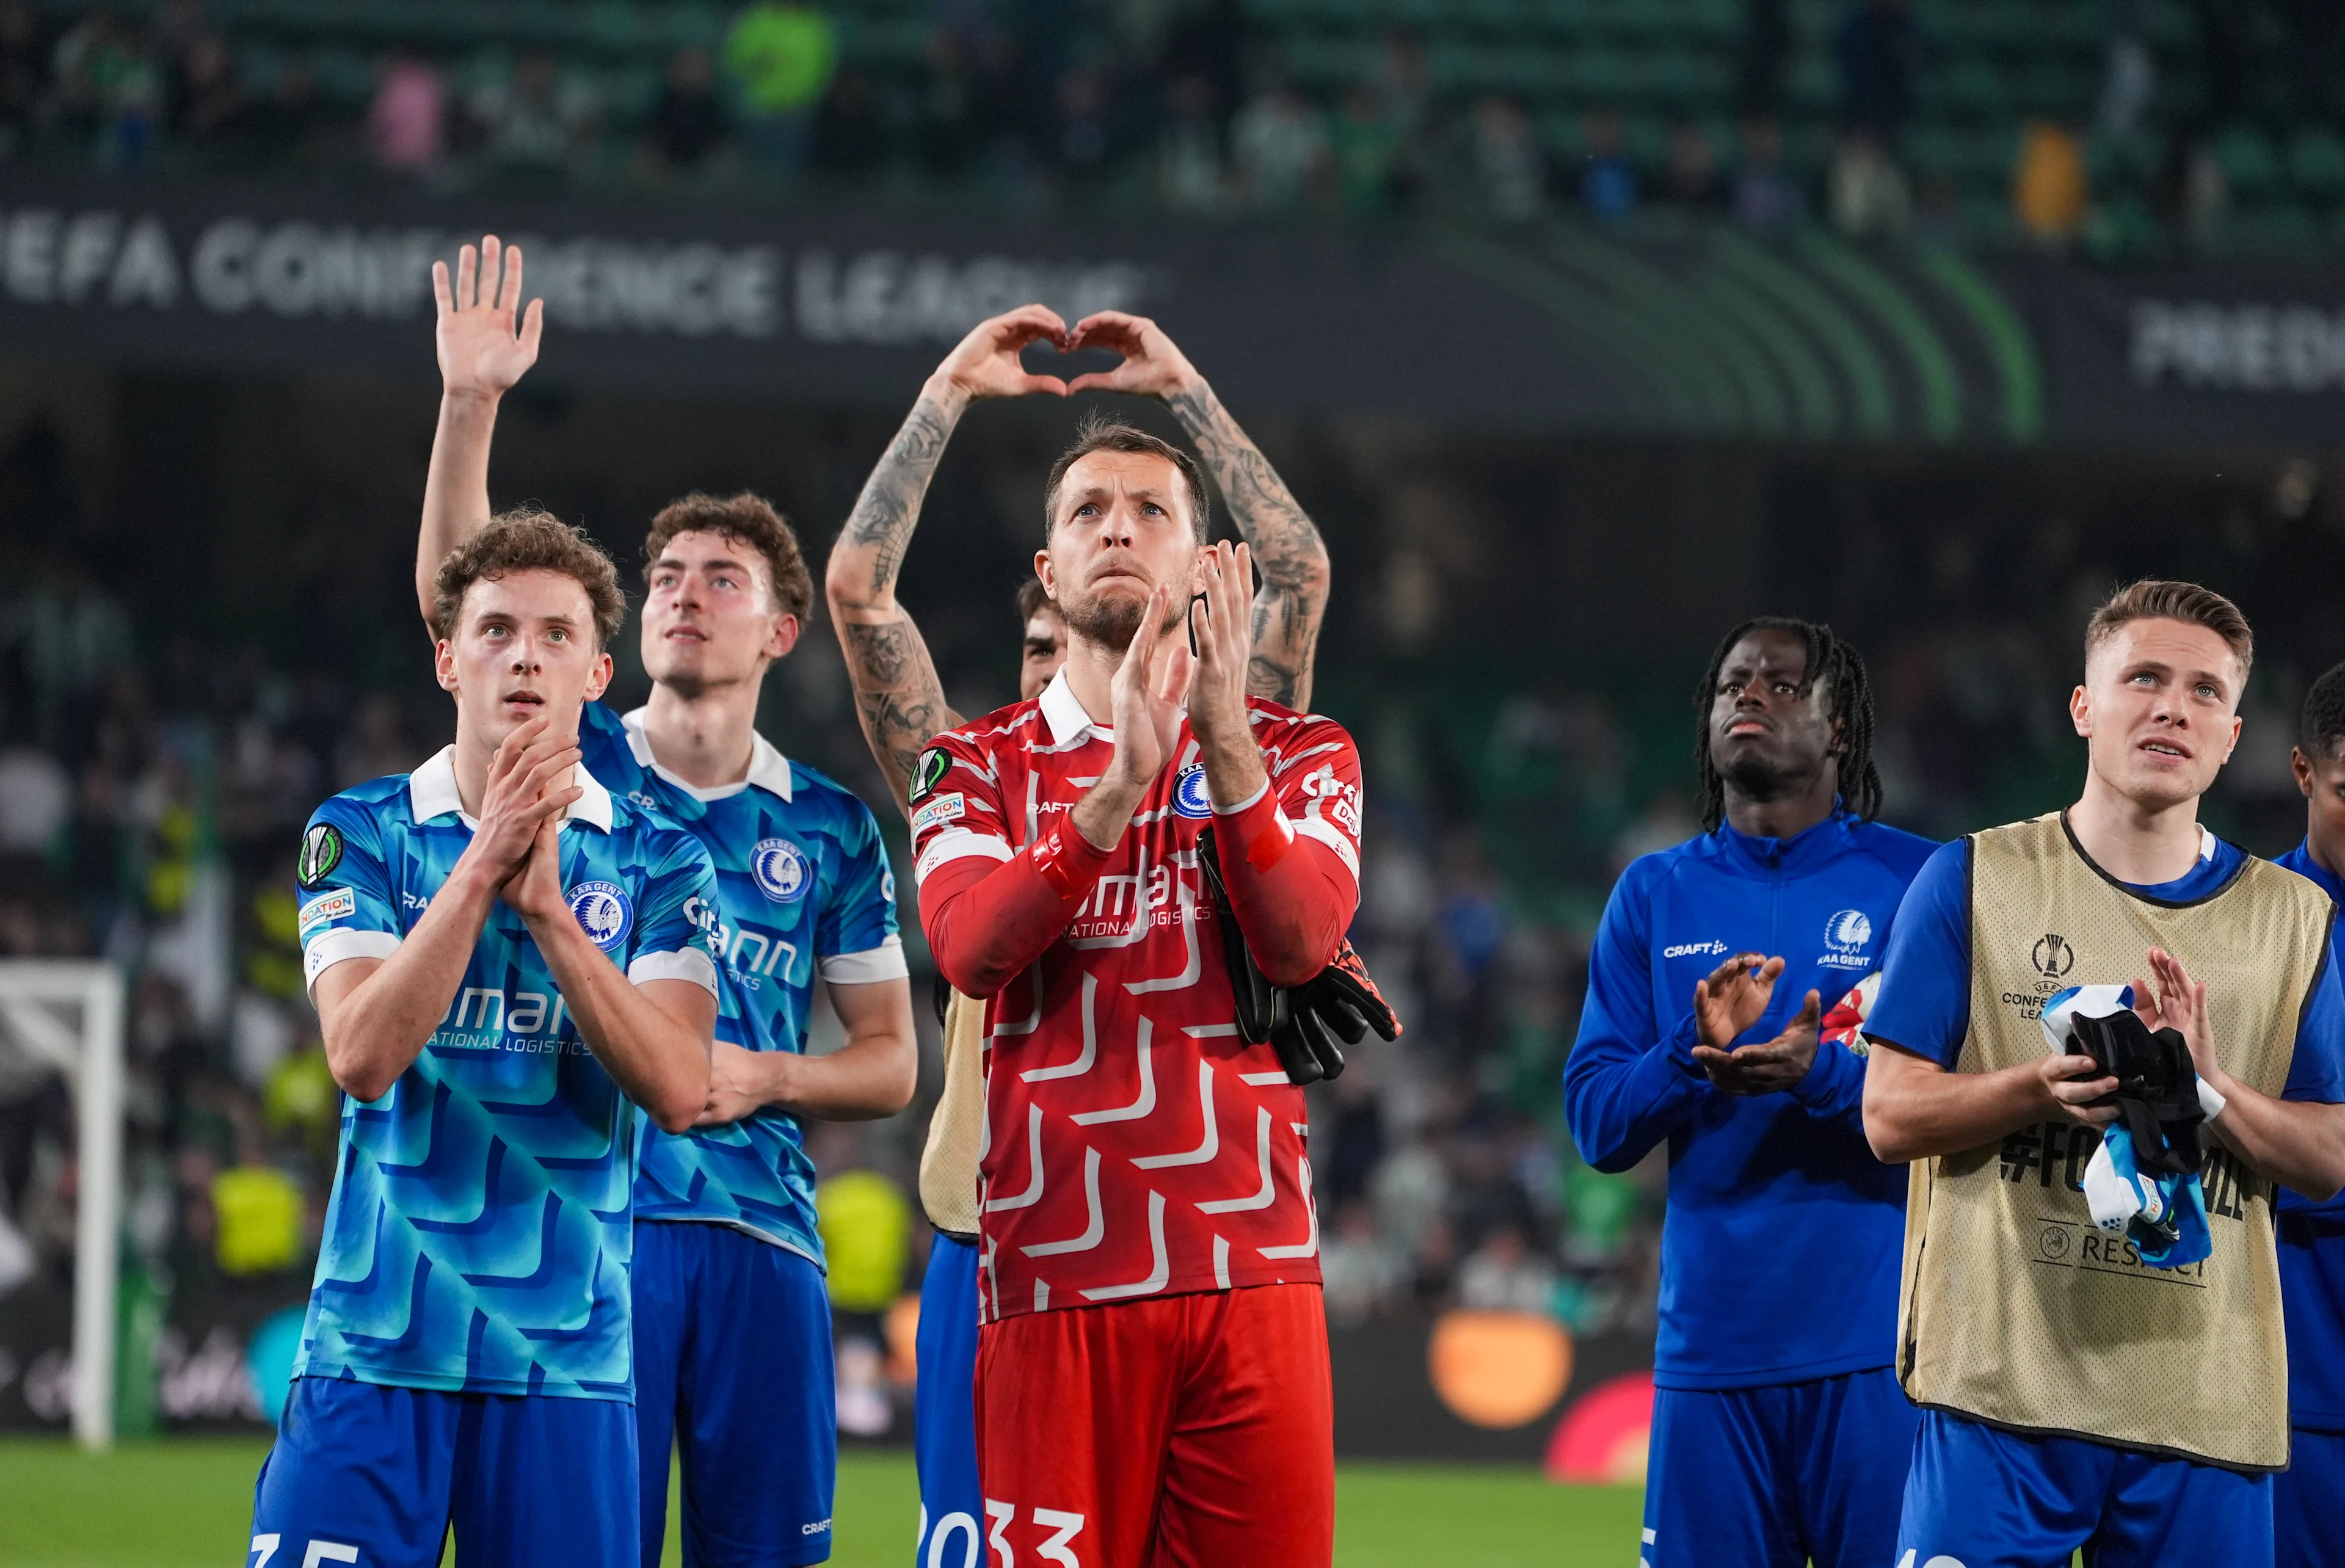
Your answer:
[1563,809,1937,1390]
[294,747,721,1400]
[2273,838,2345,1433]
[580,703,905,1272]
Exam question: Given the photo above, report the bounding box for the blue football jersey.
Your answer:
[580,703,905,1270]
[293,746,721,1401]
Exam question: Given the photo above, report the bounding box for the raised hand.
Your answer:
[432,234,544,401]
[934,305,1074,402]
[1066,311,1203,401]
[463,716,581,888]
[1186,541,1254,752]
[2137,946,2226,1092]
[1103,581,1191,796]
[1692,953,1784,1050]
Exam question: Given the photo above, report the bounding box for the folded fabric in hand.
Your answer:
[2038,984,2212,1270]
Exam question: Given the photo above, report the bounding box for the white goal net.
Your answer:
[0,959,126,1450]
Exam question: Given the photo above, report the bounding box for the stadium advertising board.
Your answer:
[0,170,2036,444]
[8,173,2340,449]
[2010,261,2345,449]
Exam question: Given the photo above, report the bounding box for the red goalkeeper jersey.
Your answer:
[911,670,1363,1324]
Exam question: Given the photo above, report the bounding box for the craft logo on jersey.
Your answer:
[2032,931,2076,979]
[911,746,950,804]
[1171,762,1214,820]
[752,837,812,902]
[569,880,634,949]
[296,822,343,888]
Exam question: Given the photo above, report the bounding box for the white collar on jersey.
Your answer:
[408,744,616,832]
[1039,668,1113,747]
[619,706,794,804]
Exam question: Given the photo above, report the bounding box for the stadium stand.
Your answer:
[1,0,2344,255]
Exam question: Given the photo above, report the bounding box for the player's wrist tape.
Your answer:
[1212,782,1293,872]
[1030,822,1113,899]
[2197,1076,2228,1121]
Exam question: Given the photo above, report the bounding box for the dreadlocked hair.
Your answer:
[2302,661,2345,760]
[1692,616,1883,833]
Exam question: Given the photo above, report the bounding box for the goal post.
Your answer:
[0,959,127,1451]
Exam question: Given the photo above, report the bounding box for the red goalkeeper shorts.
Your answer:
[973,1283,1334,1568]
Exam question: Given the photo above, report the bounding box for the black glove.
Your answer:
[1196,828,1403,1086]
[2065,1007,2206,1179]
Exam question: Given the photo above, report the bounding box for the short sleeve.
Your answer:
[911,729,1013,890]
[298,798,403,996]
[1863,838,1974,1069]
[816,797,908,985]
[2284,935,2345,1103]
[626,829,721,996]
[1266,716,1364,885]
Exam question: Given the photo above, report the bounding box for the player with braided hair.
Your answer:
[1565,617,1934,1568]
[1692,615,1884,832]
[2274,659,2345,1568]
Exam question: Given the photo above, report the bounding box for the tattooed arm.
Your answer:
[415,236,544,633]
[825,305,1072,814]
[1067,311,1332,709]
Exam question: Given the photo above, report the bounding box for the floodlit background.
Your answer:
[2,0,2344,1561]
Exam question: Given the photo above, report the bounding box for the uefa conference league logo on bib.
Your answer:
[568,880,634,950]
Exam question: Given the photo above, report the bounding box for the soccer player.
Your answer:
[1562,619,1935,1568]
[2274,660,2345,1568]
[907,425,1358,1566]
[821,303,1332,1567]
[415,238,918,1568]
[1863,581,2345,1566]
[252,510,722,1568]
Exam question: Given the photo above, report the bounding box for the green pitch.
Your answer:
[0,1437,1644,1567]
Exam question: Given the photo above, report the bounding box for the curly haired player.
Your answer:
[413,238,917,1568]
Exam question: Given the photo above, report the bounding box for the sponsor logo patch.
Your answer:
[752,837,812,903]
[298,888,355,935]
[1171,763,1213,820]
[912,792,966,835]
[568,880,634,949]
[297,822,343,888]
[1662,940,1729,960]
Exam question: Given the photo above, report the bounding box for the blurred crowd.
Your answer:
[0,0,2339,256]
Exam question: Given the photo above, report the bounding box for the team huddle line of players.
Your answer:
[245,231,2345,1568]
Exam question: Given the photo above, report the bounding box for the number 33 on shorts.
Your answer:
[250,1536,358,1567]
[984,1500,1086,1566]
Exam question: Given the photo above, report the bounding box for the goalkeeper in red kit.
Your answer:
[911,416,1369,1567]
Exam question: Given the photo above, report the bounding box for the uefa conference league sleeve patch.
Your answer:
[911,746,950,805]
[296,822,344,889]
